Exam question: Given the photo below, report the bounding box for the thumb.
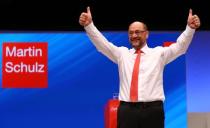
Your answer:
[188,8,192,18]
[87,6,91,15]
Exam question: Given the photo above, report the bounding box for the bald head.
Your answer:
[129,21,148,31]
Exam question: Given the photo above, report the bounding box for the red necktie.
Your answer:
[130,49,141,102]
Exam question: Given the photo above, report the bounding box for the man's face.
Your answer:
[128,22,148,49]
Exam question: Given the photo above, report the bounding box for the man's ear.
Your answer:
[146,31,149,39]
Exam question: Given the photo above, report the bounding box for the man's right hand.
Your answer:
[79,6,92,27]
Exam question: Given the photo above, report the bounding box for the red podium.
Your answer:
[104,99,120,128]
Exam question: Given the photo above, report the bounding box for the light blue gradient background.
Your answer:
[186,31,210,112]
[0,31,192,128]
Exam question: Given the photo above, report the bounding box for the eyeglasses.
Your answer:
[129,30,146,36]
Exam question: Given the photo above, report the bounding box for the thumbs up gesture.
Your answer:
[79,6,93,27]
[187,9,201,29]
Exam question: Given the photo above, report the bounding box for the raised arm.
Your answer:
[79,7,121,64]
[163,9,201,64]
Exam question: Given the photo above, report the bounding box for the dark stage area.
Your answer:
[0,0,209,31]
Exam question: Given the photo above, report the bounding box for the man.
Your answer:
[79,7,200,128]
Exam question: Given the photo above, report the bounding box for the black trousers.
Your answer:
[117,101,165,128]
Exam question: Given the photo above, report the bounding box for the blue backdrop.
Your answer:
[0,31,187,128]
[186,31,210,112]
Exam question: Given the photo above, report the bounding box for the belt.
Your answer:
[120,100,163,108]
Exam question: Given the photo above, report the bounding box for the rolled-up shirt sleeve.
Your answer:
[84,23,121,64]
[163,25,195,64]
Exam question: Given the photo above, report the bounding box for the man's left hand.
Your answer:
[187,9,201,29]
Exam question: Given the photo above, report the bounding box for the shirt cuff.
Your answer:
[84,22,94,31]
[184,25,195,36]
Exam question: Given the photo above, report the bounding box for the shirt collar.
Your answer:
[130,43,150,54]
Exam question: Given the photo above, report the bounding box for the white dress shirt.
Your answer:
[85,22,195,102]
